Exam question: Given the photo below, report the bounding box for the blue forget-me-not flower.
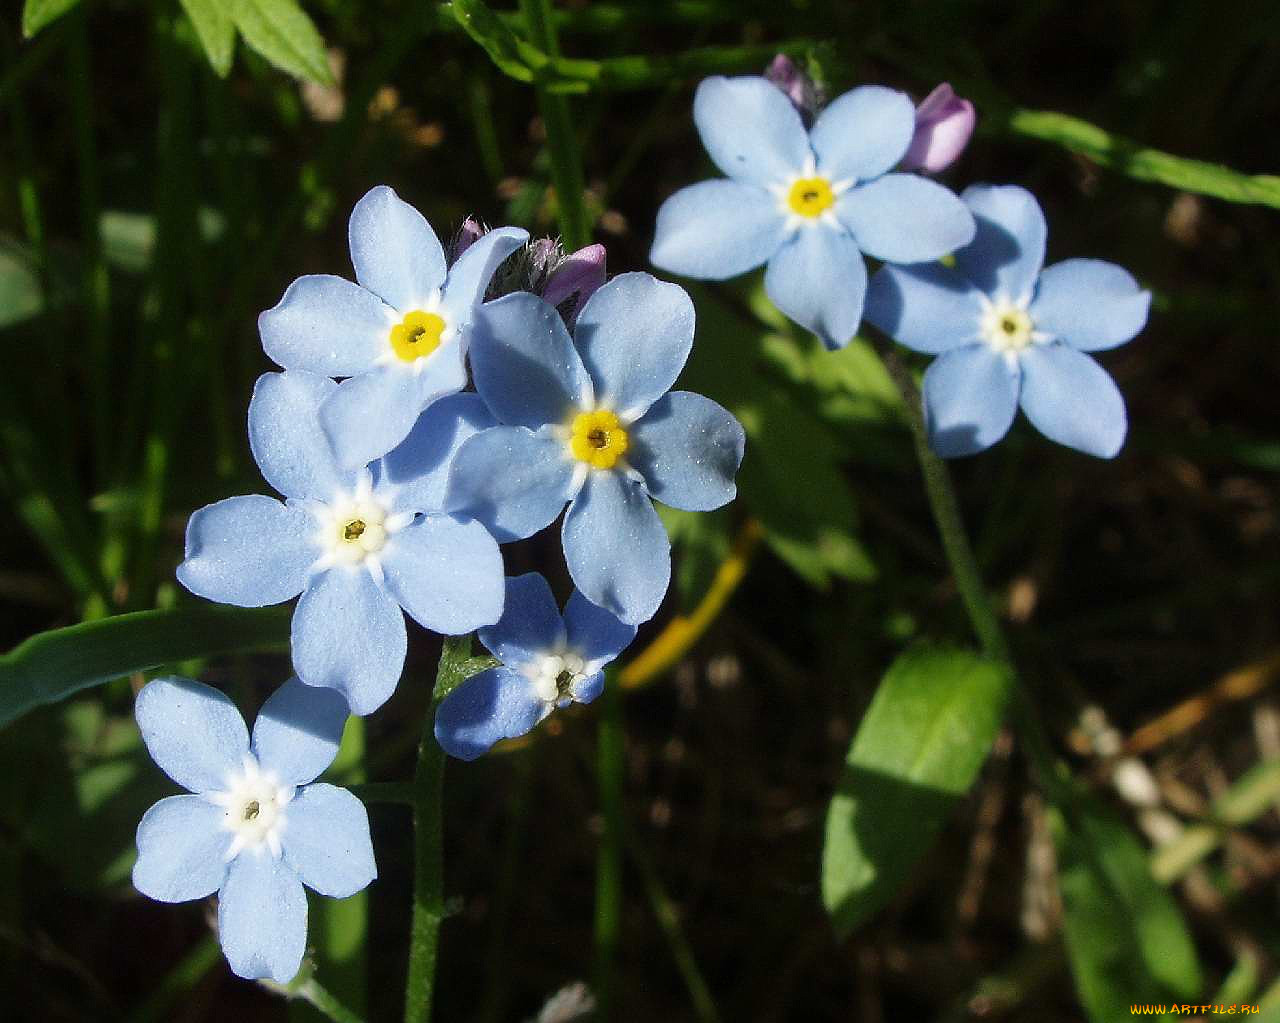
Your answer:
[435,573,636,760]
[132,676,375,983]
[865,184,1150,458]
[259,185,528,468]
[177,371,504,715]
[444,271,746,626]
[649,76,976,349]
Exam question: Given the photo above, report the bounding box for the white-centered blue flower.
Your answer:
[435,573,636,760]
[177,371,504,714]
[865,184,1151,458]
[132,676,375,984]
[258,185,528,468]
[444,271,746,626]
[649,76,976,349]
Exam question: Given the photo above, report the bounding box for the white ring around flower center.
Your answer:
[207,754,294,860]
[311,473,413,576]
[979,294,1044,354]
[525,650,588,704]
[770,156,854,231]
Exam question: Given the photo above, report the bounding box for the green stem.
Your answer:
[884,354,1068,802]
[404,636,473,1023]
[293,978,367,1023]
[594,670,625,1019]
[519,0,591,249]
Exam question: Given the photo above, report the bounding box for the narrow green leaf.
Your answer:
[1052,792,1202,1020]
[0,605,290,729]
[21,0,80,38]
[0,243,43,327]
[229,0,333,85]
[179,0,236,77]
[822,646,1011,935]
[451,0,537,83]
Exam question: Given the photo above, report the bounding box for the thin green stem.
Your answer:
[292,978,367,1023]
[404,635,473,1023]
[519,0,591,249]
[594,670,625,1019]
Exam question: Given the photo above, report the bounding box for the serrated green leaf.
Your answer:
[229,0,332,85]
[822,646,1011,935]
[0,243,43,328]
[1052,792,1202,1021]
[0,605,290,730]
[21,0,80,38]
[180,0,236,77]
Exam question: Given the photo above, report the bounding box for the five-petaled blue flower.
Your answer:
[444,271,746,626]
[259,185,528,468]
[865,184,1150,458]
[649,76,976,349]
[132,676,375,983]
[177,371,504,715]
[435,573,636,760]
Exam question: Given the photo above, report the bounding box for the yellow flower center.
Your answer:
[389,310,446,363]
[569,410,629,470]
[787,177,835,218]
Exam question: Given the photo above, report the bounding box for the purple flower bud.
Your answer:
[447,216,485,264]
[542,243,607,326]
[900,83,975,173]
[764,54,820,123]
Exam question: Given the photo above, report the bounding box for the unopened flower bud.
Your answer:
[543,243,607,327]
[764,54,821,123]
[900,83,975,173]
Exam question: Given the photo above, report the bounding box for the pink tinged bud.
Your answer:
[900,83,976,173]
[764,54,819,120]
[543,243,607,325]
[448,217,485,264]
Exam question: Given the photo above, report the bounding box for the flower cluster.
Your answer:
[138,184,744,981]
[651,64,1149,459]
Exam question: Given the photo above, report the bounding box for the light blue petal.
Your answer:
[292,569,407,716]
[258,274,392,377]
[320,344,468,470]
[572,671,605,704]
[218,851,307,983]
[957,184,1046,301]
[135,677,249,794]
[1029,259,1151,352]
[439,226,529,322]
[865,264,986,354]
[837,174,975,264]
[470,292,593,429]
[1018,343,1127,458]
[692,75,810,188]
[380,515,504,634]
[445,426,578,543]
[281,783,376,899]
[251,678,349,786]
[628,391,744,511]
[649,180,787,280]
[378,393,498,514]
[433,667,546,762]
[764,227,867,349]
[176,495,316,607]
[573,273,694,417]
[478,573,566,670]
[132,795,230,902]
[248,371,357,502]
[563,590,636,673]
[922,344,1020,457]
[348,185,446,312]
[809,85,915,183]
[562,471,670,626]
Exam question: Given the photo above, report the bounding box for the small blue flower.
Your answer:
[649,76,975,349]
[435,573,637,760]
[444,271,746,626]
[865,184,1151,458]
[177,371,504,714]
[132,676,375,983]
[259,185,528,468]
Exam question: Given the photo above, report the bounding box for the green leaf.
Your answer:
[0,605,290,730]
[0,243,43,328]
[822,646,1011,935]
[450,0,536,83]
[229,0,333,85]
[179,0,236,77]
[1052,792,1202,1020]
[21,0,80,38]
